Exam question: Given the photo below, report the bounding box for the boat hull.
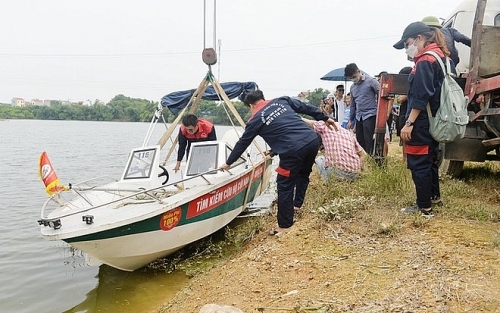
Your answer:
[76,208,243,271]
[43,160,273,271]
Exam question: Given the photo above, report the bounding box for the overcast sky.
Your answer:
[1,0,464,104]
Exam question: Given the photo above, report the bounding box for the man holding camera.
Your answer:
[320,85,345,122]
[320,94,335,119]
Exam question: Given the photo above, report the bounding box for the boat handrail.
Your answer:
[39,166,240,222]
[70,175,119,188]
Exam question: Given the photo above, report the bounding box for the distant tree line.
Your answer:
[0,89,331,125]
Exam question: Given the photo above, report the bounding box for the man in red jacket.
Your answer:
[174,114,217,172]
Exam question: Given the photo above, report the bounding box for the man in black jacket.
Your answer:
[422,15,471,66]
[220,90,337,235]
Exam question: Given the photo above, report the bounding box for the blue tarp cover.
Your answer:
[161,81,258,115]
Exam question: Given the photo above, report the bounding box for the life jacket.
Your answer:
[180,119,214,139]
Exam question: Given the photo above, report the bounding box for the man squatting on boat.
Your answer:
[220,90,337,235]
[174,114,217,173]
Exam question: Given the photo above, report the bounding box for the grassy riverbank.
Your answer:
[154,142,500,313]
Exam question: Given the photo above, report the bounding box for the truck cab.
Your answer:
[440,0,500,176]
[442,0,500,75]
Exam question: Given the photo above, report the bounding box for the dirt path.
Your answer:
[160,208,500,313]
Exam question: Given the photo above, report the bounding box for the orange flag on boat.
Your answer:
[38,151,68,195]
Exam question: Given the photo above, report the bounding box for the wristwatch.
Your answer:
[405,119,414,127]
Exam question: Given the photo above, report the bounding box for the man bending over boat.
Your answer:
[220,90,337,236]
[174,114,217,172]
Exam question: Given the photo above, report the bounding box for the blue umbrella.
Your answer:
[320,67,370,81]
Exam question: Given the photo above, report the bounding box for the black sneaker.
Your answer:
[401,205,434,217]
[431,198,443,207]
[420,208,434,217]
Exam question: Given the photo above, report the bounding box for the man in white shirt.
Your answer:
[332,85,345,123]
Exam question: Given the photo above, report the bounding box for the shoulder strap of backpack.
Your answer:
[423,50,449,75]
[423,50,450,119]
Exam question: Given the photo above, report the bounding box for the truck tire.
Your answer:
[437,143,464,177]
[439,159,464,177]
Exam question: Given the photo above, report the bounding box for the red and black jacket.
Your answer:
[177,120,217,161]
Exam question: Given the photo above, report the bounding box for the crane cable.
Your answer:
[203,0,217,50]
[202,0,218,68]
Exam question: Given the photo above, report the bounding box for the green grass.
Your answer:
[309,155,415,215]
[314,156,499,222]
[149,157,499,274]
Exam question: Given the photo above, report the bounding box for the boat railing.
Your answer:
[70,175,119,188]
[39,166,238,224]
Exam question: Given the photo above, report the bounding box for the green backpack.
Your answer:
[424,50,469,143]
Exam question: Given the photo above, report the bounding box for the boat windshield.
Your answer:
[123,147,157,179]
[187,143,218,176]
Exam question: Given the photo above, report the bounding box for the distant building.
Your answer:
[11,97,25,107]
[30,98,44,106]
[10,97,84,107]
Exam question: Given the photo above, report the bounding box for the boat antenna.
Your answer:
[217,38,222,80]
[202,0,217,71]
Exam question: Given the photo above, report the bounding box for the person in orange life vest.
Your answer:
[174,114,217,172]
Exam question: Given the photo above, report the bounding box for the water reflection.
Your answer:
[63,265,189,313]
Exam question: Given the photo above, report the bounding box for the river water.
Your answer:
[0,119,274,313]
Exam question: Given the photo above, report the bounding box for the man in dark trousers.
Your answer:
[345,63,380,155]
[220,90,337,235]
[174,114,217,172]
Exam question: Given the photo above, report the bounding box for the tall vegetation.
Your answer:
[0,96,157,122]
[0,88,331,124]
